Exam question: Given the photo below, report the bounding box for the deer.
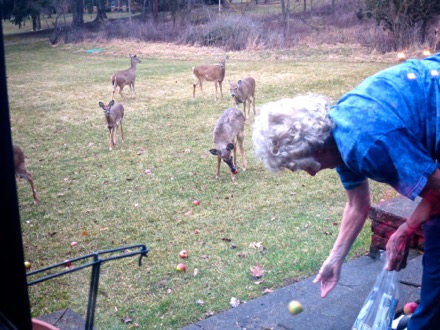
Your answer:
[192,57,226,99]
[228,76,256,120]
[98,100,124,151]
[14,145,39,205]
[209,107,246,181]
[111,54,141,99]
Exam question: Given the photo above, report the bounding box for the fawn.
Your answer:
[228,76,256,120]
[209,107,246,181]
[98,100,125,151]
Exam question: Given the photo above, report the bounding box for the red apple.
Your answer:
[403,301,419,315]
[193,200,200,206]
[179,250,189,259]
[288,300,303,316]
[70,241,78,248]
[64,259,73,268]
[176,263,187,272]
[24,261,32,270]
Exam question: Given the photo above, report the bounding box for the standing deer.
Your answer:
[14,145,39,205]
[192,57,226,99]
[98,100,125,151]
[111,54,141,99]
[228,76,256,120]
[209,107,246,181]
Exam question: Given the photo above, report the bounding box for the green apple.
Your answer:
[288,300,303,316]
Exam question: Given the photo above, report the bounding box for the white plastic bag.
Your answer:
[352,251,400,330]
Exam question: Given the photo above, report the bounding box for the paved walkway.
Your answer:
[181,250,422,330]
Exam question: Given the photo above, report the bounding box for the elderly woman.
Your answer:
[252,53,440,329]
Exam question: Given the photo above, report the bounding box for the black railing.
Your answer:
[27,244,149,330]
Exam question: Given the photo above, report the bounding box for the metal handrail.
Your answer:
[27,244,149,330]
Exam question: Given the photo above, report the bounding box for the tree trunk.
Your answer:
[95,0,108,22]
[72,0,84,27]
[152,0,158,24]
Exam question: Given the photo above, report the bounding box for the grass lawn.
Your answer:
[4,26,399,329]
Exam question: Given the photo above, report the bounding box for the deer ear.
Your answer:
[99,102,104,108]
[226,143,234,151]
[209,149,220,156]
[237,80,242,86]
[109,100,115,107]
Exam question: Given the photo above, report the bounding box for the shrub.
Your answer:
[180,15,265,51]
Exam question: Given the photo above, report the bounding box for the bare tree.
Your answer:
[365,0,440,50]
[281,0,291,43]
[71,0,83,27]
[152,0,158,24]
[95,0,108,22]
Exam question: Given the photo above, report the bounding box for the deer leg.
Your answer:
[114,126,118,146]
[25,171,38,205]
[243,102,247,121]
[237,134,246,171]
[214,82,218,99]
[17,167,38,205]
[193,79,199,98]
[216,156,221,179]
[131,82,136,98]
[109,128,113,151]
[219,81,223,99]
[120,124,124,143]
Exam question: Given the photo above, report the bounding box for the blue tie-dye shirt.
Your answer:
[330,54,440,200]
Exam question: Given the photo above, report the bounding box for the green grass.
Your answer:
[4,30,397,329]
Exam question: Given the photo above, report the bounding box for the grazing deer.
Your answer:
[111,54,141,99]
[98,100,124,151]
[192,57,226,99]
[228,77,256,120]
[14,145,39,205]
[209,107,246,181]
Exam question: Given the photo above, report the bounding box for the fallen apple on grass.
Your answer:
[403,301,419,315]
[193,200,200,206]
[64,260,73,269]
[288,300,303,316]
[24,261,32,270]
[176,263,187,272]
[179,250,189,259]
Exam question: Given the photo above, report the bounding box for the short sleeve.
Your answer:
[336,129,437,200]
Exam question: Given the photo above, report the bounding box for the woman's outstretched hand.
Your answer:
[313,257,343,298]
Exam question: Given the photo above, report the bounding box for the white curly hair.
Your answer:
[252,94,335,172]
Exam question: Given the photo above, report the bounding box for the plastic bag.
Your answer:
[352,251,400,330]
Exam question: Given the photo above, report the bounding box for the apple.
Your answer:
[176,263,187,272]
[70,241,78,248]
[24,261,32,270]
[403,301,419,315]
[64,259,73,268]
[179,250,189,259]
[288,300,303,316]
[193,200,200,206]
